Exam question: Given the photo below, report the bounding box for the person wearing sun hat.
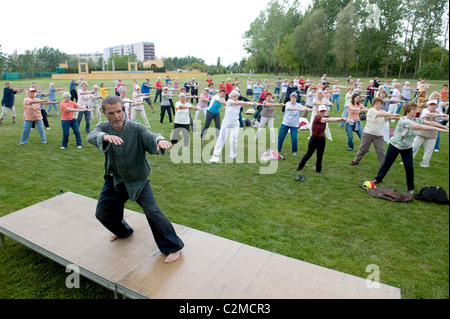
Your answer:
[295,105,346,177]
[412,99,449,168]
[19,88,57,145]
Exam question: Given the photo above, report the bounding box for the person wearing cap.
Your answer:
[30,84,51,130]
[411,99,449,167]
[312,90,333,141]
[160,87,173,124]
[295,105,346,176]
[19,88,57,145]
[277,92,311,156]
[1,81,26,125]
[371,102,448,194]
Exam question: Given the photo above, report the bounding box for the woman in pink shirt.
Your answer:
[346,93,368,151]
[60,92,88,149]
[19,88,56,145]
[195,88,210,121]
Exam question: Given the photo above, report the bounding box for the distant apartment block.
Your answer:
[103,42,156,62]
[71,52,104,63]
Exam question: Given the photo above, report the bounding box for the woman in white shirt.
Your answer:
[77,81,93,133]
[131,86,151,128]
[171,93,200,148]
[210,90,255,162]
[350,97,401,165]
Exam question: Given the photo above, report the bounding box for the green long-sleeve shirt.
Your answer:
[88,121,165,201]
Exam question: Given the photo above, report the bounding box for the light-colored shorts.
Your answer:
[1,106,16,119]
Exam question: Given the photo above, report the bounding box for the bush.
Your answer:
[417,62,445,80]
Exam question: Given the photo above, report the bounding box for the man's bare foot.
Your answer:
[165,250,182,263]
[110,234,119,242]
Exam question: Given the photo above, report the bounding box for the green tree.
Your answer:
[274,34,300,75]
[292,9,328,75]
[244,0,302,74]
[332,1,358,75]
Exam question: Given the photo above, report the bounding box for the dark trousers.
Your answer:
[297,135,326,172]
[70,89,78,102]
[95,177,184,254]
[154,89,162,103]
[190,90,198,104]
[32,109,49,128]
[201,110,221,138]
[160,105,172,123]
[374,143,415,191]
[171,123,190,147]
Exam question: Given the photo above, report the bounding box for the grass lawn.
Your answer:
[0,75,448,299]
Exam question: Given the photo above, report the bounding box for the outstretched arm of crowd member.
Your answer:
[409,122,449,132]
[376,111,401,120]
[321,116,347,123]
[264,102,285,107]
[229,101,257,107]
[25,98,59,105]
[287,104,311,112]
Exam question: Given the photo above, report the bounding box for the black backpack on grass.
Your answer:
[414,186,449,205]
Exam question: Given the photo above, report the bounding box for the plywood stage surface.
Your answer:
[0,192,400,299]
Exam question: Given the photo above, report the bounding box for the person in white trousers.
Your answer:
[412,100,448,167]
[210,90,255,162]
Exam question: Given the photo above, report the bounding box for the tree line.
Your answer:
[243,0,449,79]
[0,45,242,76]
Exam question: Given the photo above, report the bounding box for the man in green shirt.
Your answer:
[88,96,184,263]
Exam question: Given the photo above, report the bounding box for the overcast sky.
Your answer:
[1,0,286,66]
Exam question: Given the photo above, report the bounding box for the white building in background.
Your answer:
[103,42,156,62]
[71,52,104,63]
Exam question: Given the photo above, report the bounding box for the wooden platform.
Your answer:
[0,192,401,299]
